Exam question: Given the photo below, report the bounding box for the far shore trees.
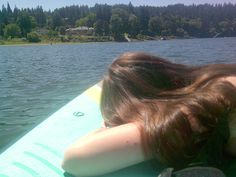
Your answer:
[4,23,21,38]
[0,3,236,42]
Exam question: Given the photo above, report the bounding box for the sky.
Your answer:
[0,0,236,11]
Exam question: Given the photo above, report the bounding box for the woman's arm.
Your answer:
[62,123,147,176]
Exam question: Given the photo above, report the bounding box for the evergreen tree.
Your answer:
[7,3,12,15]
[13,6,19,22]
[148,16,162,35]
[128,2,134,14]
[52,11,62,29]
[111,8,129,34]
[1,3,236,39]
[110,14,123,40]
[1,5,8,24]
[0,24,5,36]
[94,19,103,35]
[34,6,46,27]
[138,6,150,34]
[17,11,32,36]
[128,14,139,37]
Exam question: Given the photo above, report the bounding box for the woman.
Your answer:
[62,52,236,176]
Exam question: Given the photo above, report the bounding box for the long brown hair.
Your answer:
[100,52,236,167]
[143,80,236,168]
[101,52,194,125]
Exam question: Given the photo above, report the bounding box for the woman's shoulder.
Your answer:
[224,76,236,87]
[215,75,236,89]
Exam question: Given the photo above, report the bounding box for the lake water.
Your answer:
[0,37,236,152]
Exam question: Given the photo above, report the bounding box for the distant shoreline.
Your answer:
[0,35,233,46]
[0,41,113,46]
[1,3,235,47]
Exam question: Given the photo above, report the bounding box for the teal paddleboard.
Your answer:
[0,83,158,177]
[0,83,235,177]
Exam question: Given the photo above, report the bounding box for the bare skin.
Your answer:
[62,76,236,176]
[62,123,148,176]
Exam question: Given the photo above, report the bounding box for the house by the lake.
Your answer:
[65,26,94,36]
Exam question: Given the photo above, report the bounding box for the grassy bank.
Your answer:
[0,35,113,46]
[0,34,196,46]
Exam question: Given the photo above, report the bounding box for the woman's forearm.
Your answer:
[62,123,147,176]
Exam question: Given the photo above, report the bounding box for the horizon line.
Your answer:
[1,1,236,11]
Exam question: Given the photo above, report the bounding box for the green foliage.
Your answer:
[1,2,236,41]
[110,14,123,39]
[58,26,66,35]
[186,18,202,37]
[76,13,96,27]
[0,24,5,36]
[128,14,139,37]
[47,30,58,38]
[94,4,111,22]
[27,32,41,42]
[4,23,21,38]
[138,6,150,34]
[176,28,186,37]
[109,8,130,40]
[52,11,63,29]
[218,20,233,36]
[94,20,103,35]
[17,12,32,36]
[209,27,217,37]
[112,8,129,32]
[86,13,96,27]
[76,18,86,27]
[94,20,109,36]
[7,3,12,14]
[34,6,46,27]
[148,16,162,35]
[1,5,9,24]
[30,16,37,29]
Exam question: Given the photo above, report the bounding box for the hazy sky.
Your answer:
[1,0,236,10]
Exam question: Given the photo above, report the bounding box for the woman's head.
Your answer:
[101,52,194,126]
[104,52,193,95]
[101,52,236,126]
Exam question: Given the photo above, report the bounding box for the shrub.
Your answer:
[4,24,21,38]
[27,32,41,42]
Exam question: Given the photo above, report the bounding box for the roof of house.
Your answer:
[66,26,94,31]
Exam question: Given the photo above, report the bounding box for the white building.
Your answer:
[65,26,94,36]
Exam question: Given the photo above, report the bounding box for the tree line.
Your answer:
[0,2,236,42]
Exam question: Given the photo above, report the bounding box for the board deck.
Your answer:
[0,84,159,177]
[0,83,235,177]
